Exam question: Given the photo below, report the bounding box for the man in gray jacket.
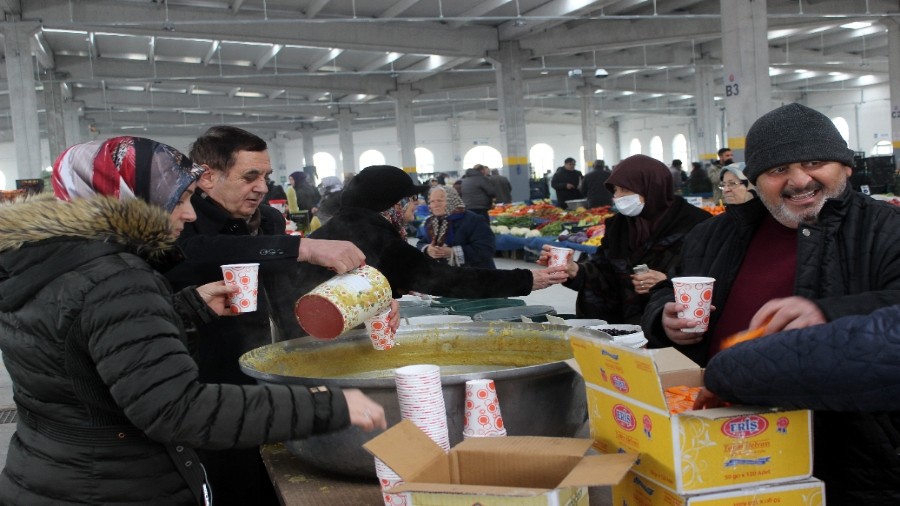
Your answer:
[460,164,496,220]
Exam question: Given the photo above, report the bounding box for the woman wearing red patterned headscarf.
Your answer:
[0,137,385,505]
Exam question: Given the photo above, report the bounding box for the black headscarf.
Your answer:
[605,154,674,250]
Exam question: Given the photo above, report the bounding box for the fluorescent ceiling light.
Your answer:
[840,22,871,30]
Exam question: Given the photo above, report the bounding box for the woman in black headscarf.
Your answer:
[540,154,712,323]
[270,165,568,341]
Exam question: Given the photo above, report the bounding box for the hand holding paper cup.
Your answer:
[220,263,260,313]
[547,246,574,268]
[671,277,715,333]
[365,309,396,350]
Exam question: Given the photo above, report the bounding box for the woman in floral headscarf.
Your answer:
[0,137,384,505]
[417,185,498,269]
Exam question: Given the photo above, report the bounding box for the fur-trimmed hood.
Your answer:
[0,194,173,255]
[0,195,179,311]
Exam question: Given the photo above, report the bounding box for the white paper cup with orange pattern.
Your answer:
[220,263,260,313]
[672,276,715,333]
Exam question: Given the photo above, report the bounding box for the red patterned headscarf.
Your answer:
[52,136,204,212]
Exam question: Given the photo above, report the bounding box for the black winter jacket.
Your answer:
[550,167,584,205]
[0,196,348,506]
[642,188,900,506]
[642,188,900,365]
[565,197,711,323]
[704,305,900,506]
[165,191,301,384]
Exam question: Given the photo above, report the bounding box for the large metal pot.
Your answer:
[239,321,588,478]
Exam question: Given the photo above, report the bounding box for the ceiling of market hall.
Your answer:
[0,0,895,140]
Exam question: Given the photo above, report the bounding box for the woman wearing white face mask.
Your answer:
[540,154,712,323]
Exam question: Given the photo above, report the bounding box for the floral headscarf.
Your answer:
[52,136,204,212]
[424,185,466,246]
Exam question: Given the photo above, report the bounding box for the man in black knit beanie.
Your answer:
[642,102,900,506]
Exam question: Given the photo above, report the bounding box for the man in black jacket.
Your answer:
[164,125,366,506]
[642,103,900,505]
[551,157,584,208]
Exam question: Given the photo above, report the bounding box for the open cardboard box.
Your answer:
[364,420,637,505]
[567,330,813,495]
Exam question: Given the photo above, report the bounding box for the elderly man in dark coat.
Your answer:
[642,103,900,505]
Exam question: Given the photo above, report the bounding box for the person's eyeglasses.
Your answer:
[718,182,743,190]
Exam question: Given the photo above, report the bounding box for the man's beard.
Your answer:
[759,178,847,228]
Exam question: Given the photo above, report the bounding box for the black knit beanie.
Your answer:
[744,103,855,184]
[340,165,430,212]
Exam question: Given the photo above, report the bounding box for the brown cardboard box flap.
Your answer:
[363,420,449,481]
[650,347,700,374]
[558,453,637,488]
[390,482,551,496]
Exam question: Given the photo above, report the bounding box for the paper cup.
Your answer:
[463,379,507,438]
[220,263,259,313]
[375,458,409,506]
[672,277,715,333]
[365,309,396,350]
[547,246,574,268]
[295,265,392,340]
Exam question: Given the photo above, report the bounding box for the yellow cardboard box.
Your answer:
[364,420,637,506]
[613,470,825,506]
[569,331,813,494]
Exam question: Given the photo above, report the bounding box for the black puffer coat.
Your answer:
[565,197,711,323]
[642,188,900,365]
[704,305,900,505]
[0,196,349,505]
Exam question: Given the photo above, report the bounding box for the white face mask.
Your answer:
[614,194,644,217]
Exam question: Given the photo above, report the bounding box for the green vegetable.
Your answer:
[540,221,564,237]
[492,216,535,228]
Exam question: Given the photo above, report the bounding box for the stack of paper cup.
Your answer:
[220,263,260,313]
[365,309,396,350]
[463,379,507,438]
[672,276,716,333]
[374,457,409,506]
[394,364,450,452]
[547,246,574,268]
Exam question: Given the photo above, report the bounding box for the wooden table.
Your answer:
[261,444,384,505]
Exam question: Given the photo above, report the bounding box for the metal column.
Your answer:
[719,0,772,162]
[3,22,43,179]
[393,84,418,175]
[490,41,530,202]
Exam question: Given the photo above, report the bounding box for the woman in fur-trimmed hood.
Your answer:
[0,137,384,506]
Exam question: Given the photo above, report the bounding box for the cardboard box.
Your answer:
[364,420,637,506]
[613,470,825,506]
[569,335,813,494]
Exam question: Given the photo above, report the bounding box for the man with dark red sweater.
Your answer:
[641,103,900,506]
